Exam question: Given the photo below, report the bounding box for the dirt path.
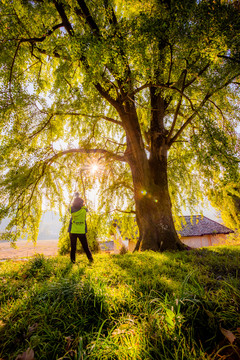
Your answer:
[0,239,59,260]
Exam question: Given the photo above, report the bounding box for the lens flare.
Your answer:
[90,164,99,174]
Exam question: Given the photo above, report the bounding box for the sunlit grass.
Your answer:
[0,247,240,359]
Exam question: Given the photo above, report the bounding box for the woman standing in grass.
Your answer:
[68,193,93,264]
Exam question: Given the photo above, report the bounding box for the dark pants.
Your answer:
[70,233,93,263]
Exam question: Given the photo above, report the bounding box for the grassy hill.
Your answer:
[0,247,240,359]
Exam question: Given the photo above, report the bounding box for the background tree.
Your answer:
[187,79,240,231]
[0,0,240,250]
[207,138,240,232]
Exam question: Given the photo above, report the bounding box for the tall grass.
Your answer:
[0,248,240,359]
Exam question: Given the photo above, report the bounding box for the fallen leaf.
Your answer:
[28,323,38,335]
[15,348,35,360]
[65,336,73,351]
[220,326,236,344]
[0,320,5,327]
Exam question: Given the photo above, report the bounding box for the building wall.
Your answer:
[111,231,229,252]
[181,234,228,248]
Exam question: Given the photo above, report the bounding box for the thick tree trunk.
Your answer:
[135,186,184,251]
[131,152,185,252]
[120,102,185,251]
[97,78,184,251]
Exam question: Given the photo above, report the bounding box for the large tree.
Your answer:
[0,0,240,250]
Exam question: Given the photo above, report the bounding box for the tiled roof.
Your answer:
[178,215,234,237]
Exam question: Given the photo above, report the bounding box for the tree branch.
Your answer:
[103,0,118,25]
[76,0,100,35]
[95,83,123,111]
[128,83,196,113]
[75,0,132,103]
[18,23,65,44]
[184,63,210,88]
[218,55,240,64]
[25,34,121,108]
[47,111,123,127]
[112,208,136,214]
[28,115,54,140]
[130,82,195,110]
[53,0,74,36]
[48,148,127,163]
[169,71,240,145]
[75,0,132,109]
[208,99,226,124]
[15,60,41,80]
[167,43,173,85]
[9,40,21,100]
[167,70,187,143]
[169,93,211,146]
[33,46,64,59]
[128,82,151,98]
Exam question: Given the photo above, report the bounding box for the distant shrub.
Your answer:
[58,233,70,255]
[119,245,128,255]
[23,254,52,279]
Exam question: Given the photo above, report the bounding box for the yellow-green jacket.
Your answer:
[70,206,87,234]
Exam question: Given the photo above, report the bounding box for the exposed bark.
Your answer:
[119,98,185,251]
[133,159,185,251]
[131,141,184,251]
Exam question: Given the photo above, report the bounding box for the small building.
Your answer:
[178,215,234,248]
[100,215,234,253]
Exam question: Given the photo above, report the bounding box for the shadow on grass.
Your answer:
[0,261,109,359]
[0,248,240,359]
